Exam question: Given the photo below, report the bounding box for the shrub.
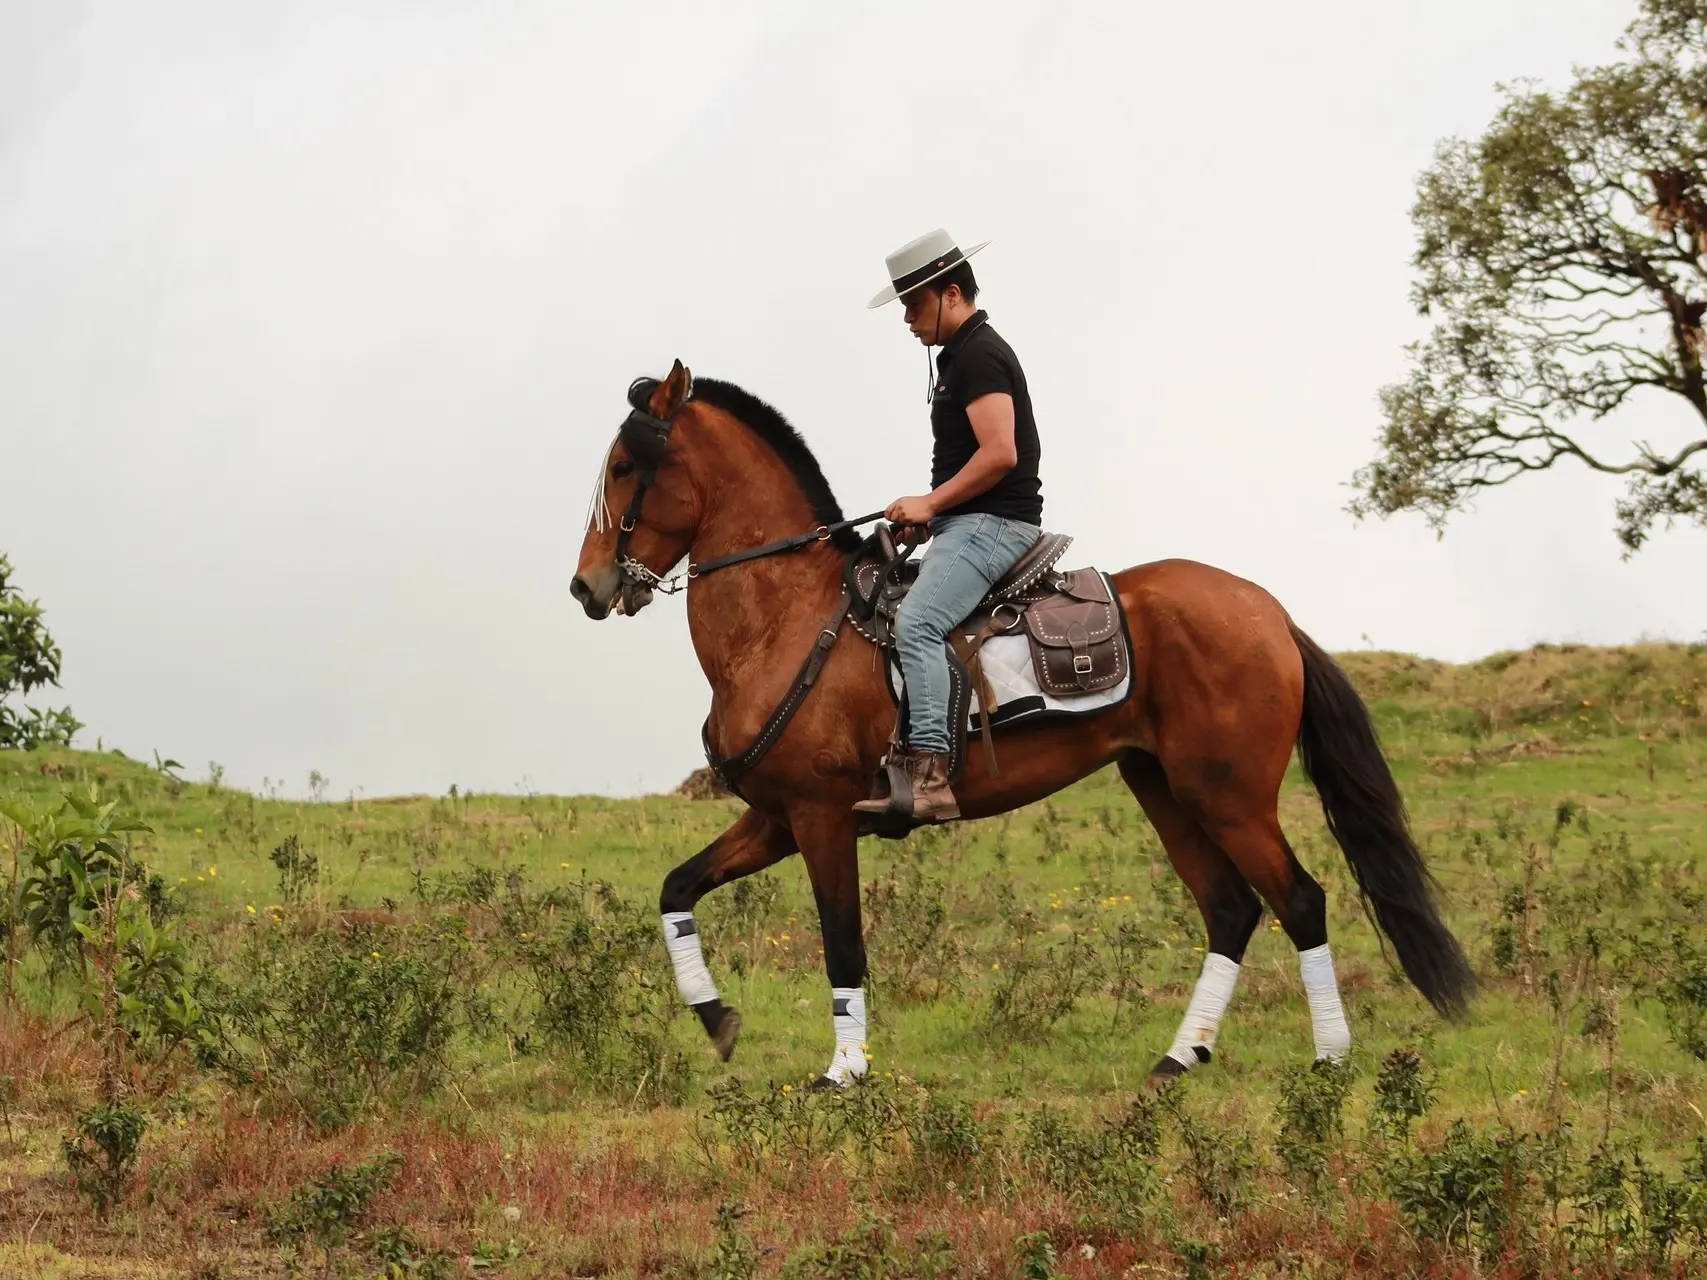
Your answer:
[1657,927,1707,1061]
[269,834,319,907]
[983,930,1102,1044]
[209,919,470,1127]
[61,1100,147,1216]
[0,553,80,750]
[1381,1119,1565,1255]
[498,876,690,1104]
[1023,1096,1161,1219]
[1158,1084,1259,1218]
[1275,1058,1356,1190]
[863,860,963,1004]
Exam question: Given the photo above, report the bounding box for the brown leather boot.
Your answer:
[852,748,960,823]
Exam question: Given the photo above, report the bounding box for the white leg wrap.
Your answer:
[661,912,718,1007]
[1166,953,1241,1069]
[1300,943,1351,1060]
[822,986,868,1085]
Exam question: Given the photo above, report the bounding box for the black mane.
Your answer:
[688,378,862,552]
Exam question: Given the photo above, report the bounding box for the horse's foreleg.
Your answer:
[789,805,868,1088]
[659,808,796,1061]
[1119,754,1264,1081]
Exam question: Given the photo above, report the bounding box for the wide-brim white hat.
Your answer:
[867,228,990,308]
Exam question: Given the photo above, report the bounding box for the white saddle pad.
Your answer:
[887,631,1133,734]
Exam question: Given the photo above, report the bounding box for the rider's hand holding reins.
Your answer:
[884,494,937,531]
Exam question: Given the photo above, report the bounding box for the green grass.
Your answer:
[1,640,1705,1276]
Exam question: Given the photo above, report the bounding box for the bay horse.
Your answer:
[571,361,1473,1088]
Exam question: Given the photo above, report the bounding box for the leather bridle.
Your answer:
[605,378,886,606]
[607,379,679,610]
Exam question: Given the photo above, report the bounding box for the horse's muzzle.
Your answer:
[570,572,613,620]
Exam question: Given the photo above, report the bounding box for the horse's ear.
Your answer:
[649,359,693,418]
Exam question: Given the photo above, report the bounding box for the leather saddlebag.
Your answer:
[1022,569,1127,695]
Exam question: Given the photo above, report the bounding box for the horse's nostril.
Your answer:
[570,577,592,605]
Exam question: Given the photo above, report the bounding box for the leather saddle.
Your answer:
[847,526,1130,787]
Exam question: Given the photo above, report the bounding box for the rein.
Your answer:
[619,507,890,597]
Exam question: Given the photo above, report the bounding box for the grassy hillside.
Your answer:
[0,642,1704,1277]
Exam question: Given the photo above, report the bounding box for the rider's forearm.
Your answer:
[928,446,1015,516]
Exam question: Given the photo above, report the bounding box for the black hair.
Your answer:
[924,260,979,305]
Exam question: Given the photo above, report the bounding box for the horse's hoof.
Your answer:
[807,1074,843,1092]
[711,1009,741,1062]
[1146,1055,1191,1086]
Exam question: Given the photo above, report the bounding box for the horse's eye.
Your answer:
[612,460,635,479]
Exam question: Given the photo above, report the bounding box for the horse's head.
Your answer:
[572,360,700,619]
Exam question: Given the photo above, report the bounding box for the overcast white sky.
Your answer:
[3,1,1703,800]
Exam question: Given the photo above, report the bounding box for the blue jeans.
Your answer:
[895,513,1040,754]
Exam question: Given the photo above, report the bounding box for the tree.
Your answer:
[0,553,81,749]
[1354,0,1707,552]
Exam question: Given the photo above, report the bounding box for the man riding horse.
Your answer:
[571,229,1472,1092]
[856,229,1043,824]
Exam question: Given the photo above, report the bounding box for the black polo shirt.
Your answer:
[930,310,1043,526]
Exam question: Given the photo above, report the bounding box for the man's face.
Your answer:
[902,285,950,346]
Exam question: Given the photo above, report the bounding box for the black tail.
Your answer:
[1289,624,1474,1018]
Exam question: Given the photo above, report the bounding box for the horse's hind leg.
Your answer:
[658,808,797,1061]
[1201,808,1350,1064]
[1118,753,1264,1082]
[787,803,870,1089]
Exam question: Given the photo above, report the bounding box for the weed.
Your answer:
[1158,1083,1259,1218]
[370,1224,457,1279]
[264,1150,403,1254]
[268,834,319,907]
[984,884,1103,1042]
[1011,1230,1066,1280]
[1371,1045,1435,1143]
[1102,915,1157,1026]
[468,1238,522,1270]
[1657,927,1707,1060]
[906,1088,986,1177]
[781,1213,956,1280]
[1023,1095,1161,1220]
[704,1200,758,1280]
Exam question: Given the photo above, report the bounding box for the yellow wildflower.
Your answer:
[207,866,217,877]
[245,904,256,915]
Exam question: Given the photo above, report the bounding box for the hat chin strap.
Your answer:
[925,290,944,403]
